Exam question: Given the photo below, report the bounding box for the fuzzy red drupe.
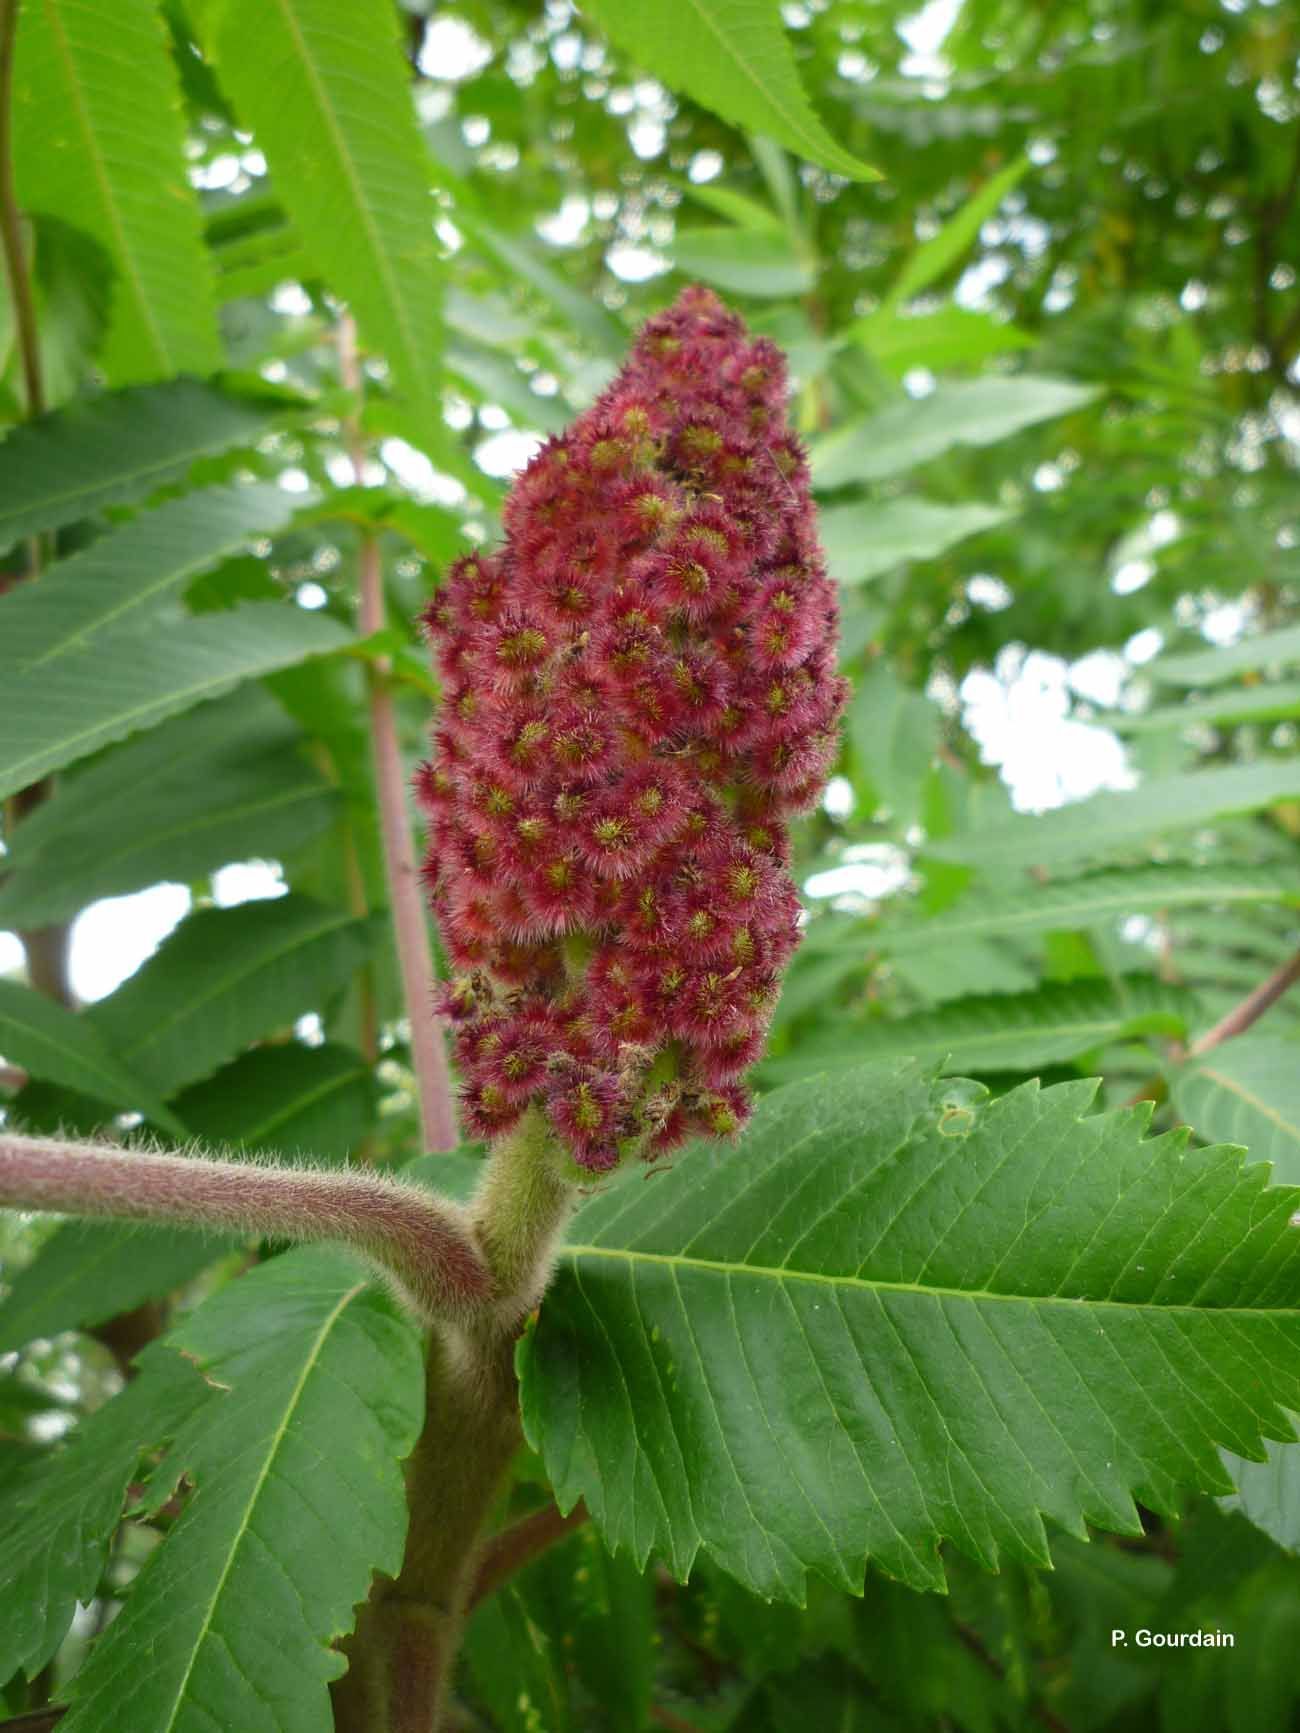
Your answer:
[418,287,848,1171]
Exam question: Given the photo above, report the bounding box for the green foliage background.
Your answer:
[1,0,1299,1729]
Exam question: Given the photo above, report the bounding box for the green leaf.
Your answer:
[1172,1037,1300,1183]
[0,1345,215,1684]
[846,666,939,831]
[89,894,375,1099]
[810,376,1098,490]
[208,0,443,432]
[171,1041,377,1163]
[577,0,880,181]
[874,865,1300,953]
[0,1224,232,1356]
[1108,680,1300,733]
[0,978,183,1133]
[927,761,1300,871]
[849,305,1034,377]
[0,485,294,676]
[0,378,291,546]
[521,1061,1300,1599]
[526,1527,655,1733]
[60,1247,424,1733]
[1223,1433,1300,1554]
[21,217,113,408]
[671,226,814,297]
[882,155,1031,311]
[456,214,626,357]
[12,0,220,381]
[463,1587,572,1733]
[759,977,1194,1082]
[0,601,352,798]
[0,689,338,929]
[820,497,1010,585]
[1149,624,1300,688]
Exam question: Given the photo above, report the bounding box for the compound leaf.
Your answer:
[521,1061,1300,1599]
[1172,1037,1300,1184]
[0,1345,215,1684]
[0,378,290,546]
[13,0,220,380]
[60,1247,423,1733]
[208,0,443,434]
[577,0,879,182]
[89,894,375,1099]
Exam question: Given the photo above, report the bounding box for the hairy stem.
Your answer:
[335,1113,575,1730]
[334,1331,522,1733]
[0,1133,493,1324]
[469,1104,575,1318]
[1190,946,1300,1055]
[469,1499,589,1609]
[338,314,458,1153]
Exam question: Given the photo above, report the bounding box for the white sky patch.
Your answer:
[213,863,286,907]
[1111,557,1154,595]
[897,0,961,77]
[70,885,191,1004]
[805,845,911,906]
[961,651,1135,812]
[629,117,666,159]
[380,438,467,507]
[955,255,1011,309]
[607,243,669,283]
[475,429,544,478]
[689,150,724,183]
[1069,649,1128,708]
[822,775,855,818]
[1202,601,1248,645]
[269,283,312,317]
[419,15,493,81]
[536,195,591,247]
[1126,626,1164,664]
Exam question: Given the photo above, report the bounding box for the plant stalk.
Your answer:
[337,313,458,1153]
[468,1498,589,1609]
[1189,945,1300,1055]
[334,1110,575,1731]
[0,1133,493,1324]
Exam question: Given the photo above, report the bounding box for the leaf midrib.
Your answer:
[1193,1064,1300,1145]
[561,1241,1298,1316]
[0,774,330,919]
[112,907,360,1070]
[0,1000,148,1102]
[159,1280,367,1733]
[0,608,344,789]
[0,390,279,551]
[265,0,426,400]
[878,869,1300,950]
[810,1005,1177,1062]
[676,0,852,173]
[42,0,170,372]
[226,1060,370,1146]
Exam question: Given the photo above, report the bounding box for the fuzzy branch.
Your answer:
[0,1133,493,1324]
[337,315,458,1155]
[1189,946,1300,1056]
[469,1499,589,1608]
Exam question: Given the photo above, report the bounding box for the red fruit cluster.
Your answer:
[417,286,848,1171]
